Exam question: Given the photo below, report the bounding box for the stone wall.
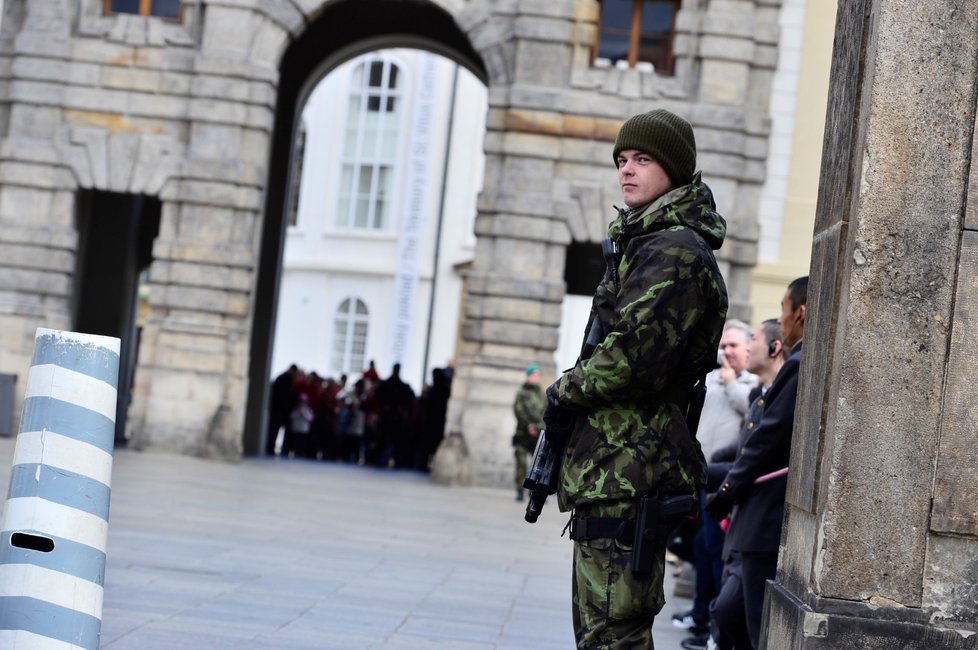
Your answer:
[766,0,978,646]
[446,0,782,485]
[0,0,781,484]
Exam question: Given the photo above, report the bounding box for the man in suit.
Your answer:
[706,276,807,649]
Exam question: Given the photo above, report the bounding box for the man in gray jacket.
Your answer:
[696,320,757,459]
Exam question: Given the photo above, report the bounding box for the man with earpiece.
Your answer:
[706,276,808,649]
[672,321,758,646]
[698,318,787,650]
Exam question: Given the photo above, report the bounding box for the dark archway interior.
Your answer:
[73,191,161,445]
[243,0,487,455]
[564,241,605,297]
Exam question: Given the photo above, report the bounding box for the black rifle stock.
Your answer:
[523,406,576,523]
[522,430,559,523]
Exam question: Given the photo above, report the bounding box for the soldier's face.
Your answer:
[616,149,673,208]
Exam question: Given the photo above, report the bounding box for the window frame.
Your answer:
[335,56,405,232]
[594,0,681,74]
[286,122,307,228]
[103,0,185,23]
[331,297,370,376]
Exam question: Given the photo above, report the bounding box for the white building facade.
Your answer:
[271,50,487,392]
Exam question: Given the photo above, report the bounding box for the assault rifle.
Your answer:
[522,405,576,523]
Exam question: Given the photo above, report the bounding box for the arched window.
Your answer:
[332,298,369,375]
[336,58,403,230]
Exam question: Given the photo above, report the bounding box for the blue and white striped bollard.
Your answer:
[0,328,120,649]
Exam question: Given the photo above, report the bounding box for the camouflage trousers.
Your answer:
[514,447,532,491]
[571,500,666,649]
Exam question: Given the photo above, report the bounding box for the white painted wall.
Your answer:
[757,0,807,263]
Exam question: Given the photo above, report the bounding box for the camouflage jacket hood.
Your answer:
[553,173,729,511]
[609,172,725,250]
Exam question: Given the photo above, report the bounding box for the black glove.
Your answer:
[543,384,576,443]
[705,492,734,521]
[543,384,560,431]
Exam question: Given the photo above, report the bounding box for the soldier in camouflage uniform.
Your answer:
[545,109,728,648]
[512,363,546,500]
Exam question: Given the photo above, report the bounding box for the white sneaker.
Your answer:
[706,636,718,650]
[671,613,698,629]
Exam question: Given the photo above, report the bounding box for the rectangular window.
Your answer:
[351,321,368,371]
[105,0,182,21]
[336,58,401,231]
[595,0,680,74]
[331,320,348,372]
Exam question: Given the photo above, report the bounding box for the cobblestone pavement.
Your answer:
[0,436,695,649]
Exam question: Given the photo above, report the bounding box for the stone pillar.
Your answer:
[765,1,978,647]
[127,2,284,458]
[442,2,572,487]
[0,1,79,418]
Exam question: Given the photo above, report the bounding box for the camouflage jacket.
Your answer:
[552,173,729,511]
[513,382,546,452]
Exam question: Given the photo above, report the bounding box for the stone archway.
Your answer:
[242,0,492,456]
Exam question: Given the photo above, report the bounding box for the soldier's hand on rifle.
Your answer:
[544,384,577,444]
[543,385,562,431]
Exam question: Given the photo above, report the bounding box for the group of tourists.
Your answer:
[266,360,452,471]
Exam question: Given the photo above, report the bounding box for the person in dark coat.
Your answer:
[266,364,298,455]
[707,276,807,649]
[703,318,786,650]
[374,363,415,468]
[420,367,451,469]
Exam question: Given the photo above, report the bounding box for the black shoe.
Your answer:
[680,632,710,650]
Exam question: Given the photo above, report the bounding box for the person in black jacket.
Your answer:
[266,364,298,455]
[706,276,807,649]
[701,318,786,650]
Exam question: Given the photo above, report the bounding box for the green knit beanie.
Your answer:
[612,109,697,187]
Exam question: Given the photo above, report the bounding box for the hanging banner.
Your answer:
[388,53,438,367]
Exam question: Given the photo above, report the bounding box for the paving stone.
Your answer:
[0,437,693,649]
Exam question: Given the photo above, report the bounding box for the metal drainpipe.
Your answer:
[421,61,460,389]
